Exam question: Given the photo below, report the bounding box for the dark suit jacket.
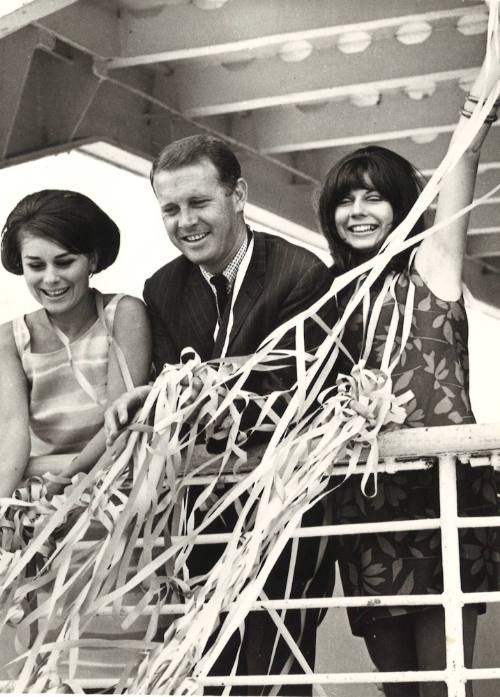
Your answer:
[145,231,336,671]
[143,230,336,396]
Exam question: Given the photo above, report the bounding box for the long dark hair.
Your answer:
[318,145,428,275]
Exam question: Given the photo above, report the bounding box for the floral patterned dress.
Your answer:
[333,263,500,636]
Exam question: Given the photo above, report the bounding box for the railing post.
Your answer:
[439,454,466,697]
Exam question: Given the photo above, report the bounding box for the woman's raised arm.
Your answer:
[416,3,499,300]
[0,323,31,497]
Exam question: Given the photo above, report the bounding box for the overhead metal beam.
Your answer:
[33,0,121,56]
[0,0,78,40]
[163,30,484,117]
[310,128,500,179]
[234,83,464,155]
[108,2,485,68]
[0,26,39,158]
[464,257,500,308]
[468,233,500,259]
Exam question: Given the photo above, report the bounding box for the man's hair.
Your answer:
[150,134,242,191]
[1,189,120,275]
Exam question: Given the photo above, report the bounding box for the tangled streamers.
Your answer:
[1,5,499,691]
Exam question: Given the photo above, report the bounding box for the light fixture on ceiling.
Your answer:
[296,100,329,114]
[457,12,488,36]
[221,57,256,71]
[279,40,313,62]
[396,21,432,45]
[405,79,436,101]
[411,132,439,144]
[192,0,229,9]
[350,90,380,108]
[336,31,372,54]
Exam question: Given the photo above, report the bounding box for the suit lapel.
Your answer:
[184,264,218,359]
[212,231,266,357]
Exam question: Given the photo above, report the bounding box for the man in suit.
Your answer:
[106,134,336,695]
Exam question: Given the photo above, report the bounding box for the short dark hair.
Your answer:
[1,189,120,275]
[318,145,428,275]
[150,134,241,191]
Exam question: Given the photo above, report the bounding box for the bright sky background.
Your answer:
[0,150,498,423]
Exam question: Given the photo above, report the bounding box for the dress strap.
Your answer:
[12,315,31,356]
[96,292,135,393]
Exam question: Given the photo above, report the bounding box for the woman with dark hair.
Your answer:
[318,36,499,697]
[0,189,151,497]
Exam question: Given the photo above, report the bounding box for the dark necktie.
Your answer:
[210,273,228,319]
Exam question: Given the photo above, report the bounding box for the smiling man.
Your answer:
[127,134,336,695]
[144,134,336,374]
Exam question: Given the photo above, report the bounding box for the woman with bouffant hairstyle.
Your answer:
[0,189,151,496]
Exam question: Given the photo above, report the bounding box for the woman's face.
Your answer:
[20,233,96,316]
[334,180,394,254]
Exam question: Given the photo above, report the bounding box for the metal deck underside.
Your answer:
[1,0,499,307]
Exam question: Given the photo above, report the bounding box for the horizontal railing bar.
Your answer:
[73,513,500,552]
[95,593,446,615]
[201,670,456,686]
[187,423,500,478]
[74,519,444,551]
[463,667,500,679]
[88,589,500,616]
[184,458,433,484]
[3,666,500,692]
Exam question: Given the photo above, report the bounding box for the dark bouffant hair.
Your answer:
[150,134,242,192]
[318,145,428,275]
[1,189,120,275]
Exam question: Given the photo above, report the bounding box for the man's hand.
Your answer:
[179,372,204,410]
[105,385,153,445]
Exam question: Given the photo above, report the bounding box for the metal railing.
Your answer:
[2,422,500,695]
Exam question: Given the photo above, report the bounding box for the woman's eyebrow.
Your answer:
[22,252,73,260]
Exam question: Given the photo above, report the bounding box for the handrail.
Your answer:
[3,422,500,695]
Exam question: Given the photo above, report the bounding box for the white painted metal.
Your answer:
[106,6,487,68]
[22,422,496,693]
[0,0,78,40]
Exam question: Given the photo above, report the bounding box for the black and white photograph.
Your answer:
[0,1,500,695]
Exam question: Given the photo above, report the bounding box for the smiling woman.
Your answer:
[0,189,152,497]
[317,23,500,696]
[334,185,394,252]
[20,237,97,332]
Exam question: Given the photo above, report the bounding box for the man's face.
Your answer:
[153,159,248,274]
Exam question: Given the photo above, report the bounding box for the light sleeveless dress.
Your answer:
[12,290,123,460]
[7,291,146,685]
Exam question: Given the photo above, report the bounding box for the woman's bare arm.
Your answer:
[416,8,499,300]
[0,323,31,496]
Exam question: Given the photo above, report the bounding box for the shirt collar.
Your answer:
[200,228,250,292]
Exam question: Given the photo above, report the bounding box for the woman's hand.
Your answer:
[105,384,153,445]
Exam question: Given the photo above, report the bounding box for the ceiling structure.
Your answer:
[1,0,499,306]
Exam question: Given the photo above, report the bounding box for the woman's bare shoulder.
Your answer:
[0,321,16,349]
[103,293,145,311]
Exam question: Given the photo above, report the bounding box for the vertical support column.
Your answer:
[439,454,466,697]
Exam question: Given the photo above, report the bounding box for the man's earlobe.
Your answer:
[234,178,248,210]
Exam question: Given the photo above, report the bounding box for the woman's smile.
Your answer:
[335,186,394,252]
[20,234,95,318]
